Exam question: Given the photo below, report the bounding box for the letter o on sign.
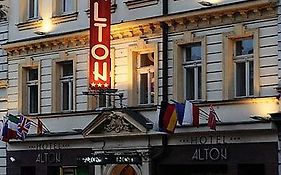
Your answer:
[91,44,109,60]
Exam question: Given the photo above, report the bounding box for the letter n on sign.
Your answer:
[89,0,111,89]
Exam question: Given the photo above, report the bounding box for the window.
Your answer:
[183,43,202,100]
[223,25,259,100]
[60,61,73,111]
[234,38,254,97]
[27,68,39,114]
[52,54,76,113]
[28,0,39,19]
[21,166,36,175]
[18,59,40,115]
[128,40,158,106]
[137,53,155,105]
[62,0,73,13]
[173,32,206,103]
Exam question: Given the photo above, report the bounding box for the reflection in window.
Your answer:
[183,43,202,100]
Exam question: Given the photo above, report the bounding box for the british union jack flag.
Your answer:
[17,115,31,140]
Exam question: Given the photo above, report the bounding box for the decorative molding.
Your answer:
[52,12,79,24]
[0,80,7,88]
[4,1,277,58]
[16,18,43,31]
[104,112,133,133]
[124,0,159,10]
[85,0,117,16]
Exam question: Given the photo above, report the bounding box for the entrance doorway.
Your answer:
[110,165,137,175]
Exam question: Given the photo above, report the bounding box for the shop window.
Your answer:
[173,32,206,102]
[238,164,265,175]
[18,59,40,115]
[128,40,158,107]
[183,43,202,100]
[47,166,88,175]
[120,165,137,175]
[21,166,36,175]
[223,25,259,100]
[52,53,76,113]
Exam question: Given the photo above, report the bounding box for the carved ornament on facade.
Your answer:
[104,112,133,133]
[3,1,277,57]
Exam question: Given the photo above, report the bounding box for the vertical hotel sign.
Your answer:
[89,0,111,89]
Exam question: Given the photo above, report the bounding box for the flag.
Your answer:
[159,101,178,133]
[184,100,199,127]
[175,102,185,125]
[208,105,217,130]
[1,120,9,142]
[37,118,43,135]
[7,114,20,139]
[17,114,31,140]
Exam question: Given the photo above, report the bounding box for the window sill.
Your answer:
[52,12,79,24]
[16,18,43,31]
[124,0,159,10]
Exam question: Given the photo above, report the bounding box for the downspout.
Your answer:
[150,1,169,175]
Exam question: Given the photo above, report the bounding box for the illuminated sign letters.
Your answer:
[89,0,111,89]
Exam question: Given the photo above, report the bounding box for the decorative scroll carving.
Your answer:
[104,112,133,133]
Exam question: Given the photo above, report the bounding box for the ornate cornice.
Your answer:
[3,0,277,58]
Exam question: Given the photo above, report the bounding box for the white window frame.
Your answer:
[223,25,259,100]
[137,55,155,105]
[128,40,158,107]
[28,0,39,19]
[60,62,74,112]
[183,43,202,101]
[233,39,254,97]
[27,69,39,114]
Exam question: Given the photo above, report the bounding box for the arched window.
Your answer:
[120,165,137,175]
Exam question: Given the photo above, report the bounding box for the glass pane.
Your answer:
[28,69,38,81]
[186,44,201,61]
[236,39,253,56]
[140,53,154,67]
[249,61,254,96]
[236,62,246,96]
[63,0,73,13]
[47,166,60,175]
[186,68,194,100]
[21,166,36,175]
[62,61,73,77]
[150,72,155,104]
[29,0,38,18]
[29,85,38,114]
[197,67,202,99]
[140,73,148,104]
[99,94,106,107]
[62,82,70,110]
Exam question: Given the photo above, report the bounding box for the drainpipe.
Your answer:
[150,2,169,175]
[161,0,168,103]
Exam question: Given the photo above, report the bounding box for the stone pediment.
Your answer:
[82,109,153,137]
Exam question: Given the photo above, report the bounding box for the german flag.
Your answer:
[159,101,177,133]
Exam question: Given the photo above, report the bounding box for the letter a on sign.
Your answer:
[89,0,111,89]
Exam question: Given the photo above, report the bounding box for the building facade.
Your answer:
[2,0,281,175]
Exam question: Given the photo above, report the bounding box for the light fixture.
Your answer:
[34,31,48,36]
[10,157,16,162]
[198,1,216,7]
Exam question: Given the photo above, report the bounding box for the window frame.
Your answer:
[223,25,259,100]
[60,61,74,111]
[52,53,76,113]
[27,68,39,114]
[173,32,207,103]
[28,0,39,19]
[18,58,41,115]
[128,40,158,107]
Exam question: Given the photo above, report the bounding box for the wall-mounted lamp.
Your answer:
[10,157,16,162]
[198,1,216,7]
[34,31,48,36]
